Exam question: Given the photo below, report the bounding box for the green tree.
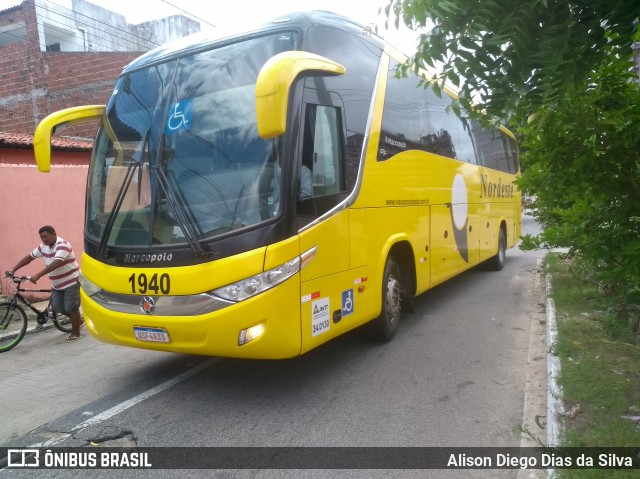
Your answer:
[518,59,640,307]
[383,0,639,121]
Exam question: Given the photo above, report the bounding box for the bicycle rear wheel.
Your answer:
[0,302,28,353]
[50,306,73,334]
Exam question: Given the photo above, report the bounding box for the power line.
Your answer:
[159,0,216,29]
[45,0,163,44]
[0,27,138,60]
[0,6,150,77]
[39,2,160,51]
[2,1,207,55]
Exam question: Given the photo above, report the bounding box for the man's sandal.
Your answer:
[66,334,81,342]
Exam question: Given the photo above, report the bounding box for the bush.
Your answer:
[518,55,640,311]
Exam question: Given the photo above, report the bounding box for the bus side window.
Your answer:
[501,136,520,174]
[296,104,345,225]
[472,127,500,170]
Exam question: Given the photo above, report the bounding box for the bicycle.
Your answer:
[0,273,72,352]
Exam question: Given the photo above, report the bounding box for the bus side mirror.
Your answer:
[33,105,105,172]
[255,51,345,140]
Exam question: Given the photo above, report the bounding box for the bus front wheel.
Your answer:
[371,257,402,342]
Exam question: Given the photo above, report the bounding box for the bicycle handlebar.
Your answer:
[4,273,31,283]
[5,273,51,295]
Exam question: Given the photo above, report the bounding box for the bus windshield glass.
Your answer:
[85,31,297,249]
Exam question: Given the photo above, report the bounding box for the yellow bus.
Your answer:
[33,11,521,358]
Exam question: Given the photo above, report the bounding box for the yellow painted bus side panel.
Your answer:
[264,235,300,271]
[348,208,367,269]
[479,210,500,262]
[299,210,350,282]
[82,274,302,359]
[467,210,481,265]
[514,202,522,244]
[299,266,371,354]
[417,205,431,294]
[430,204,480,287]
[351,145,520,292]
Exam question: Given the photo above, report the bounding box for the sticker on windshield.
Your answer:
[165,99,193,134]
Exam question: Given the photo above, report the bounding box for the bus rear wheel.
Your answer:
[371,257,402,342]
[487,227,506,271]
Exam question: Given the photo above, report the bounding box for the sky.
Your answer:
[0,0,424,54]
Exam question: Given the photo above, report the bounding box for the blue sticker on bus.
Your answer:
[341,289,354,317]
[165,99,193,134]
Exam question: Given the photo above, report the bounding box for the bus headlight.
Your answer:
[211,246,317,302]
[212,257,300,302]
[79,271,103,297]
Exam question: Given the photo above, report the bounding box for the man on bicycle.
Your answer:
[5,225,83,342]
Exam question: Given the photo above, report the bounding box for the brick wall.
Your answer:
[36,50,140,137]
[0,1,39,133]
[0,0,141,137]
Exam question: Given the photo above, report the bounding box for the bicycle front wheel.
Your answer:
[0,302,28,353]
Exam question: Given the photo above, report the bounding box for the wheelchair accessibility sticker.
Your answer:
[165,99,193,134]
[341,289,354,317]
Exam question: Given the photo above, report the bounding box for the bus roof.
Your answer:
[122,10,382,74]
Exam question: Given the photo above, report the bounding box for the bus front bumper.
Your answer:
[80,278,301,359]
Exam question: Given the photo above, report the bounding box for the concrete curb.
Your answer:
[25,321,59,336]
[545,272,564,445]
[545,266,565,479]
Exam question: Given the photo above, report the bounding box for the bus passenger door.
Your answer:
[295,90,362,353]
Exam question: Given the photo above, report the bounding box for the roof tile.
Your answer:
[0,132,93,151]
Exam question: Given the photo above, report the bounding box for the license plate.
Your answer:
[134,326,170,343]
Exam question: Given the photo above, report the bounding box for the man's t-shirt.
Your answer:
[31,237,80,290]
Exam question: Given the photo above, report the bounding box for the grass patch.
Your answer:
[546,253,640,478]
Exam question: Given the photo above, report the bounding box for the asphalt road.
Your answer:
[1,214,545,478]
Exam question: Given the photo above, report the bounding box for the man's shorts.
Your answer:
[51,282,81,315]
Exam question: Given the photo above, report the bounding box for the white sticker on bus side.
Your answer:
[311,297,330,337]
[301,291,321,303]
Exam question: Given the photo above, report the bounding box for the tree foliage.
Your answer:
[383,1,640,310]
[383,0,640,121]
[517,58,640,305]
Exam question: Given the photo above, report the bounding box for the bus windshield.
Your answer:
[85,31,297,250]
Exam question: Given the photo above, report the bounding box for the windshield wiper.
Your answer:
[97,161,140,259]
[152,162,204,255]
[134,130,150,206]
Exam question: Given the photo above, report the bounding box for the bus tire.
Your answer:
[371,256,402,342]
[487,227,506,271]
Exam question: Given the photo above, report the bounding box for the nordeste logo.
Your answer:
[450,173,469,262]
